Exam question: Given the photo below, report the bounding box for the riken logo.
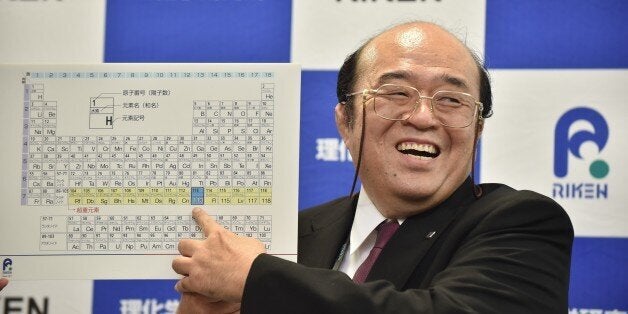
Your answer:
[2,258,12,277]
[553,107,609,199]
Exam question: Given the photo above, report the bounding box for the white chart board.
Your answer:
[0,64,301,280]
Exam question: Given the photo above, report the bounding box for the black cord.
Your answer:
[471,115,483,198]
[349,101,367,197]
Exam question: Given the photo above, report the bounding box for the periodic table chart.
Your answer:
[0,64,300,279]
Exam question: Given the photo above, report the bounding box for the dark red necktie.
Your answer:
[353,220,399,283]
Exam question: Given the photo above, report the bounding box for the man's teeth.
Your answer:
[396,143,438,159]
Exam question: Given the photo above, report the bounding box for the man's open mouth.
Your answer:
[396,142,439,159]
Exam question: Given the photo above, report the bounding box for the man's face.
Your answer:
[336,24,482,218]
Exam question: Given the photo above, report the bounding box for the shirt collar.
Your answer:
[348,186,405,256]
[348,186,384,256]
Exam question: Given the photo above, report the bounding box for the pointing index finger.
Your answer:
[192,207,220,236]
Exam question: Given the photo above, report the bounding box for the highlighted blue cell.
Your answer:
[191,187,204,205]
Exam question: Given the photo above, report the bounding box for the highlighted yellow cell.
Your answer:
[234,197,246,205]
[111,197,124,205]
[124,197,137,205]
[69,196,82,205]
[110,188,123,197]
[205,197,219,205]
[205,188,220,198]
[83,197,97,205]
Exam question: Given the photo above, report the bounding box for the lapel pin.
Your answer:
[426,231,437,239]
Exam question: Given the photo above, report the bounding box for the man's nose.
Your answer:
[404,97,439,128]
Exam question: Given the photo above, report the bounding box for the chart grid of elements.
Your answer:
[20,70,277,252]
[40,214,272,252]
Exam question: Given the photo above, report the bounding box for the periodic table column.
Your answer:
[163,215,178,251]
[83,136,97,190]
[192,100,207,200]
[55,135,70,205]
[94,215,109,251]
[96,136,111,205]
[68,136,84,205]
[150,136,166,193]
[111,136,125,204]
[219,100,234,204]
[259,215,272,250]
[137,135,152,202]
[177,135,192,190]
[21,84,31,205]
[165,135,178,191]
[247,99,261,205]
[191,135,206,200]
[27,85,44,206]
[233,100,247,204]
[124,136,139,205]
[41,99,58,206]
[206,100,220,204]
[260,84,274,204]
[177,136,192,206]
[108,215,123,251]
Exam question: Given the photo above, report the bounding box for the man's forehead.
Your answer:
[359,25,426,65]
[375,70,471,90]
[366,23,473,63]
[357,23,479,89]
[396,27,425,49]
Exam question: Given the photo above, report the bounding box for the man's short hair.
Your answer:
[336,24,493,128]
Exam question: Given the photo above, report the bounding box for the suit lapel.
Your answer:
[366,202,465,288]
[298,196,357,269]
[366,178,475,288]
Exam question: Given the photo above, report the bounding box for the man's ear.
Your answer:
[335,102,351,144]
[475,119,484,144]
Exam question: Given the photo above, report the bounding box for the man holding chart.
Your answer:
[171,21,573,313]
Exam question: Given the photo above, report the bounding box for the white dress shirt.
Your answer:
[338,187,404,278]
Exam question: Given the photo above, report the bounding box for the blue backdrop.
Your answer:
[96,1,628,312]
[1,0,625,313]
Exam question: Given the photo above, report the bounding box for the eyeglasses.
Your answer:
[345,84,484,128]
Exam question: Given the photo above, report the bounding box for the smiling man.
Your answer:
[172,21,574,313]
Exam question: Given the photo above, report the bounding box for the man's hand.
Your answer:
[172,208,265,302]
[0,278,8,291]
[177,293,240,314]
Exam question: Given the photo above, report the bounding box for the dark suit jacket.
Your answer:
[241,178,574,313]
